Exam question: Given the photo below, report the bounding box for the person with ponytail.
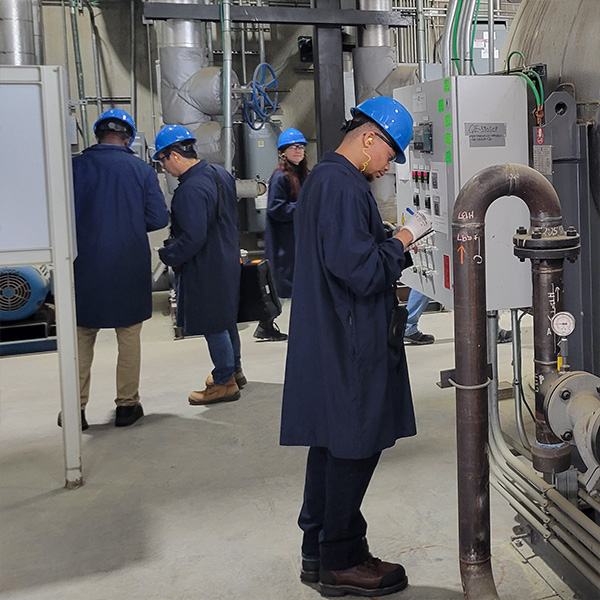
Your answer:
[254,127,310,341]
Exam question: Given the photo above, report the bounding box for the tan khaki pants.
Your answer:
[77,322,143,408]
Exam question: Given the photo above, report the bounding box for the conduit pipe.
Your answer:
[69,0,89,147]
[83,0,102,117]
[510,308,531,450]
[222,0,233,173]
[457,0,476,75]
[451,163,580,599]
[487,0,494,73]
[441,0,460,76]
[415,0,426,82]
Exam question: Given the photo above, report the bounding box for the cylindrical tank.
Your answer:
[0,266,50,322]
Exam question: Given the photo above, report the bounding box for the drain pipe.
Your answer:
[452,163,580,600]
[441,0,460,77]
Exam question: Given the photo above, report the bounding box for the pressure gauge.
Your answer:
[550,312,576,337]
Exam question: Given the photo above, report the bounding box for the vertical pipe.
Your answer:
[256,0,266,63]
[511,308,531,449]
[458,0,476,75]
[487,0,494,73]
[61,0,71,92]
[84,1,103,117]
[222,0,233,173]
[69,0,89,147]
[240,22,248,85]
[451,163,577,599]
[146,23,157,139]
[32,0,45,64]
[0,0,36,65]
[205,0,214,66]
[130,0,137,124]
[441,0,460,77]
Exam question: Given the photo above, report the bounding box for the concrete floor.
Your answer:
[0,295,576,599]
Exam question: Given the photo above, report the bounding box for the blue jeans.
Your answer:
[405,289,431,336]
[204,326,242,385]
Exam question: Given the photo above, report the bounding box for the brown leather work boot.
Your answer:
[205,371,247,388]
[188,378,240,405]
[319,556,408,597]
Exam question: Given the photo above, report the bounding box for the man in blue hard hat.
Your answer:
[280,96,432,597]
[155,125,245,405]
[61,109,169,430]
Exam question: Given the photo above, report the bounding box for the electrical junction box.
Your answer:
[394,75,532,310]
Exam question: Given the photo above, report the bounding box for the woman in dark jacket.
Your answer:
[254,127,310,341]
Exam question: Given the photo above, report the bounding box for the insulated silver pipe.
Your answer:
[487,0,494,73]
[511,308,531,450]
[359,0,391,47]
[441,0,460,77]
[222,0,233,173]
[0,0,36,65]
[416,0,426,82]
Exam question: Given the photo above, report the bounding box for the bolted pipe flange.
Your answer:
[513,226,581,262]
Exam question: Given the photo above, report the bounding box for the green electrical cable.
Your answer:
[469,0,482,75]
[506,50,526,74]
[451,0,465,75]
[525,69,544,105]
[512,71,541,106]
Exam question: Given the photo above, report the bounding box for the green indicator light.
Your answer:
[445,132,452,146]
[445,150,452,164]
[438,99,444,113]
[445,114,452,128]
[444,78,451,93]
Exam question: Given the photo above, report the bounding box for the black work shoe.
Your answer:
[253,322,288,342]
[320,556,408,597]
[57,410,89,431]
[115,403,144,427]
[497,328,513,344]
[300,556,320,584]
[404,331,435,345]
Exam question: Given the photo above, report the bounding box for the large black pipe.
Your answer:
[451,163,579,599]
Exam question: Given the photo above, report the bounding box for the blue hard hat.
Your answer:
[94,109,136,147]
[351,96,413,164]
[277,127,307,149]
[153,124,196,160]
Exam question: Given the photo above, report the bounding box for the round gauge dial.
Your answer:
[550,312,576,337]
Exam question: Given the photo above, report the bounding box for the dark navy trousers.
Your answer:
[298,446,381,571]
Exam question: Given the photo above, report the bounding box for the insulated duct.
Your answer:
[153,0,239,165]
[352,0,396,222]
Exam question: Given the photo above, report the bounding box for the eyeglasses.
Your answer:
[287,144,306,151]
[156,152,170,165]
[374,132,397,164]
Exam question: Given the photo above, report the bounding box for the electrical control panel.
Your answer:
[394,76,532,310]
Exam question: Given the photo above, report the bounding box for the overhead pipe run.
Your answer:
[451,163,581,599]
[441,0,460,77]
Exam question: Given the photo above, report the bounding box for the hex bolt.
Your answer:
[531,231,542,239]
[516,227,527,235]
[560,389,571,401]
[562,431,573,441]
[566,227,577,237]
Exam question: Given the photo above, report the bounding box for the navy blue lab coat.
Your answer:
[158,161,240,335]
[280,152,417,459]
[72,144,168,329]
[265,168,302,298]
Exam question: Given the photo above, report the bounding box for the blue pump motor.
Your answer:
[0,266,51,322]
